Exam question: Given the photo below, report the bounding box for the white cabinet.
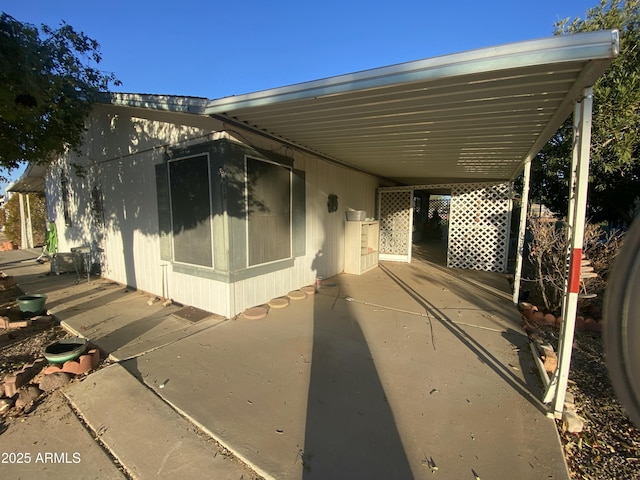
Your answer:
[344,220,379,274]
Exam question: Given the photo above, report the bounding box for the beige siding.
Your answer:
[45,105,382,318]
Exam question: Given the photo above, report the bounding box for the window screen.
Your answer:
[246,157,291,266]
[169,154,213,267]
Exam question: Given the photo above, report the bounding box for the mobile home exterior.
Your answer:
[44,97,382,317]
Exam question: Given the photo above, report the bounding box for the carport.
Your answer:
[203,29,620,417]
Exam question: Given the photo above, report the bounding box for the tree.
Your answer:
[0,193,47,247]
[532,0,640,226]
[0,13,119,181]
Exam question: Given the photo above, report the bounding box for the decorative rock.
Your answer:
[543,313,557,325]
[287,290,306,301]
[3,358,46,397]
[518,302,534,311]
[242,306,268,320]
[15,385,43,408]
[562,410,585,433]
[532,311,545,324]
[576,316,585,331]
[268,297,290,309]
[0,318,30,329]
[564,391,575,407]
[584,317,601,332]
[555,316,563,327]
[0,276,16,290]
[300,286,317,295]
[0,397,15,414]
[39,372,72,392]
[543,352,558,375]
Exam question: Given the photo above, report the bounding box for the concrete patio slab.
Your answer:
[124,261,569,479]
[0,390,126,480]
[64,363,257,479]
[1,248,570,480]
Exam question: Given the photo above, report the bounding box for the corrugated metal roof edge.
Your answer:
[204,30,619,114]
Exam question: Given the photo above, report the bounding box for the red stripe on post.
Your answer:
[568,248,582,294]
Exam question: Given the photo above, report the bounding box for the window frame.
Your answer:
[167,152,215,269]
[244,154,293,268]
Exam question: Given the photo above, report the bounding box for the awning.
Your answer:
[7,163,46,193]
[204,30,619,184]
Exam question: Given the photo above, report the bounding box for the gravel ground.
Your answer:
[541,326,640,479]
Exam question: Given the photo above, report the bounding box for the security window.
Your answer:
[169,154,213,267]
[246,156,291,266]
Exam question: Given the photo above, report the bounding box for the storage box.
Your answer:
[345,210,366,221]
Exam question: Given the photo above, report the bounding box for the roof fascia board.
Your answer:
[510,53,618,181]
[205,30,619,114]
[100,93,209,114]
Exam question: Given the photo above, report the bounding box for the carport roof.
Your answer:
[98,30,619,186]
[202,29,619,184]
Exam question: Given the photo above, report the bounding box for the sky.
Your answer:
[1,0,600,193]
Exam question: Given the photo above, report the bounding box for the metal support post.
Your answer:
[543,87,594,416]
[512,160,532,305]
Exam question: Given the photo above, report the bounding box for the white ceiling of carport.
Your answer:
[205,30,619,185]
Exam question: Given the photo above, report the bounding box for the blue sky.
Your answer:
[2,0,599,192]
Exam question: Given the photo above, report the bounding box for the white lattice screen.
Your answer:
[378,190,412,258]
[379,182,512,272]
[448,183,511,272]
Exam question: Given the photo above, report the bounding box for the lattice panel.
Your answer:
[379,190,412,256]
[428,198,451,223]
[448,183,511,272]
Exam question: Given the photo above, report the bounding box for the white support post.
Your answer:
[543,87,594,416]
[512,160,532,305]
[25,193,34,249]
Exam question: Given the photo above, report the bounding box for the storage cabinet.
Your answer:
[344,220,379,274]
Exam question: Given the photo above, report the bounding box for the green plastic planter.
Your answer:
[44,338,88,364]
[17,294,47,316]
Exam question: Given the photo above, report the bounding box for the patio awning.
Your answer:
[204,30,619,184]
[8,163,46,193]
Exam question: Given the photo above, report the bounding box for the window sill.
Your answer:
[172,258,295,283]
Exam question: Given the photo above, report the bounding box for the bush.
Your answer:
[527,217,624,315]
[0,193,47,247]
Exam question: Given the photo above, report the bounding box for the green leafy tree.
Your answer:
[0,13,119,180]
[533,0,640,225]
[0,193,47,247]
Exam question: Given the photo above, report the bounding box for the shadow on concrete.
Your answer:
[378,263,546,414]
[302,285,413,479]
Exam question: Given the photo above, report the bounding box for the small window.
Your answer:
[169,154,213,267]
[61,171,72,227]
[91,186,104,227]
[246,156,291,266]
